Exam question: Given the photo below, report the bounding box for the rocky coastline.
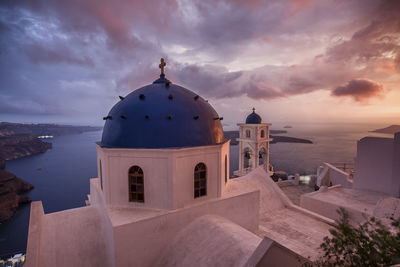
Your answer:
[0,162,33,223]
[0,121,102,161]
[0,134,52,160]
[0,121,102,223]
[0,121,102,137]
[0,158,4,169]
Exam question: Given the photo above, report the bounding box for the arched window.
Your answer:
[244,147,251,169]
[194,163,207,198]
[246,129,251,138]
[261,130,265,138]
[224,155,228,183]
[129,166,144,202]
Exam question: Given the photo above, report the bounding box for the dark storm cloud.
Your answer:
[332,79,384,102]
[0,0,399,122]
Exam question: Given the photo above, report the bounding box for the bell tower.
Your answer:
[234,108,272,176]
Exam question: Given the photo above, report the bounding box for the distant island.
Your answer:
[0,122,102,222]
[370,125,400,134]
[0,122,102,160]
[0,121,102,137]
[283,125,292,129]
[224,131,312,145]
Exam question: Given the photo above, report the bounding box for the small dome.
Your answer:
[100,72,224,149]
[245,108,262,124]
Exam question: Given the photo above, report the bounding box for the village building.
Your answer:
[25,59,336,267]
[301,133,400,224]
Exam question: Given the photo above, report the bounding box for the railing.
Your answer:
[331,162,354,174]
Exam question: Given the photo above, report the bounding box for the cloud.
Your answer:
[331,79,384,102]
[24,43,94,67]
[242,82,284,99]
[0,0,399,122]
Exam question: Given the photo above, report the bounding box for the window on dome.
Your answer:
[194,163,207,198]
[261,130,265,138]
[246,129,251,138]
[129,166,144,202]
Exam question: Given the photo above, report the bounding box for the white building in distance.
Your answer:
[234,108,272,177]
[301,132,400,224]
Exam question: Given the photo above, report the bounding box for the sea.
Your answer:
[0,122,394,255]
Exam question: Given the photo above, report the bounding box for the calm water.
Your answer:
[0,131,101,256]
[0,123,392,254]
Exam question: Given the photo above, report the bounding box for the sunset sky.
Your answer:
[0,0,399,128]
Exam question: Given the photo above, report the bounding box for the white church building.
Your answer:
[25,60,334,267]
[234,108,273,177]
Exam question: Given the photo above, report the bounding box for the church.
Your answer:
[25,59,334,267]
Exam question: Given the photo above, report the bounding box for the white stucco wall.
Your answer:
[26,200,113,267]
[353,136,397,196]
[173,142,229,208]
[97,145,173,209]
[96,141,229,210]
[317,162,351,187]
[300,185,389,224]
[89,178,115,266]
[112,190,260,267]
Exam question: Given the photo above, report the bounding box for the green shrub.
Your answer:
[304,208,400,267]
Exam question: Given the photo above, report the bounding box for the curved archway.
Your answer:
[246,129,251,138]
[128,166,144,202]
[194,163,207,198]
[259,147,266,166]
[244,147,251,169]
[261,130,265,138]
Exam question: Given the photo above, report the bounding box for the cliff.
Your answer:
[0,121,102,160]
[0,134,52,160]
[0,157,4,169]
[371,125,400,134]
[0,121,102,136]
[0,168,33,223]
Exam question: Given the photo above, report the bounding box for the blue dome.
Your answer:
[100,74,224,148]
[245,108,262,124]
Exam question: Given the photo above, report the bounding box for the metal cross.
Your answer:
[252,107,255,112]
[159,58,166,74]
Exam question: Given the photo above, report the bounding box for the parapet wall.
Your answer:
[112,190,260,267]
[25,201,45,267]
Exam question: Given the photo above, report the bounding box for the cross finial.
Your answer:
[252,107,255,113]
[159,58,166,75]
